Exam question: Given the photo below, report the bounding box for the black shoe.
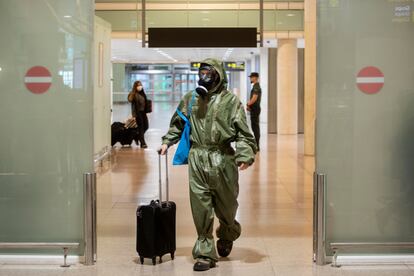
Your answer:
[217,239,233,257]
[193,258,216,272]
[140,144,148,149]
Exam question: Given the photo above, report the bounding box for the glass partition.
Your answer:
[316,0,414,257]
[0,0,94,255]
[95,1,305,34]
[95,11,141,32]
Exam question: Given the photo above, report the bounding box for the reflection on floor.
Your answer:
[0,103,413,276]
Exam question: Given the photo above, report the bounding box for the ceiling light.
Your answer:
[0,67,2,71]
[63,15,72,18]
[287,13,295,17]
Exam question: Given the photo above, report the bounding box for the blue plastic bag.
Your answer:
[173,92,196,165]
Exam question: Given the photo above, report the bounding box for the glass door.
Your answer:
[152,74,173,102]
[0,0,94,256]
[188,74,197,95]
[316,0,414,261]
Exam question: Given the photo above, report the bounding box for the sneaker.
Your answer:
[217,239,233,257]
[193,258,216,272]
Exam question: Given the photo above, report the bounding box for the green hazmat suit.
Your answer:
[162,58,257,261]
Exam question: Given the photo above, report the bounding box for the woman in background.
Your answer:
[128,80,149,148]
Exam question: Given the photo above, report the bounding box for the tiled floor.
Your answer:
[0,103,413,276]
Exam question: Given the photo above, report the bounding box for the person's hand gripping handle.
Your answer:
[158,144,168,155]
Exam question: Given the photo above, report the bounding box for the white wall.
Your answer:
[239,70,247,106]
[259,48,269,129]
[94,16,112,155]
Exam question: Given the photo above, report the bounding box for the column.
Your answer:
[259,48,268,128]
[239,70,247,106]
[277,39,298,134]
[267,48,277,134]
[304,0,316,155]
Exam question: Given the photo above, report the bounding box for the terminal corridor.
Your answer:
[0,108,413,275]
[96,112,316,276]
[1,0,414,274]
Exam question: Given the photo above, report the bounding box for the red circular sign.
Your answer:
[356,66,384,94]
[24,66,52,94]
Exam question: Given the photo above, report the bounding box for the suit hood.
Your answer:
[200,58,228,94]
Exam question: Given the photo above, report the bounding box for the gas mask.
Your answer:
[196,64,220,97]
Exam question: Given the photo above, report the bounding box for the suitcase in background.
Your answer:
[111,122,139,146]
[136,152,176,265]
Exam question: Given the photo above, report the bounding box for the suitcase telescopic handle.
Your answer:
[158,151,169,203]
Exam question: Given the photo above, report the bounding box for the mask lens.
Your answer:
[199,68,212,82]
[196,64,219,95]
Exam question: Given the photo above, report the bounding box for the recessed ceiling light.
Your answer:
[287,13,295,17]
[64,15,72,18]
[0,67,2,71]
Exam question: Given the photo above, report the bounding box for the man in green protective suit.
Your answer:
[160,58,257,272]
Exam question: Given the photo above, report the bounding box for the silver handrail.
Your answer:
[330,242,414,267]
[0,242,79,249]
[94,146,112,167]
[313,172,326,265]
[331,242,414,248]
[84,172,97,266]
[0,242,79,267]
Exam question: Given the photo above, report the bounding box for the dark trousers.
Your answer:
[250,111,260,150]
[135,111,149,145]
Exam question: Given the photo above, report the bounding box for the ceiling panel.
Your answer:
[111,39,260,63]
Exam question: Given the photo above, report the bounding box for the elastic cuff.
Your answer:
[161,140,173,147]
[236,158,254,166]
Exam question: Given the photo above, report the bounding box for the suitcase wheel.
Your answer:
[152,257,156,266]
[139,256,144,265]
[171,253,175,260]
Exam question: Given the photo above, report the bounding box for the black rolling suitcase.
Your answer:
[136,152,176,265]
[111,122,139,146]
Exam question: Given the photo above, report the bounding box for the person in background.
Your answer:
[128,80,148,148]
[160,59,257,272]
[246,72,261,151]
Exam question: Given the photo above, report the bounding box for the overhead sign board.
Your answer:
[224,61,245,71]
[149,28,257,48]
[190,62,201,71]
[190,61,245,72]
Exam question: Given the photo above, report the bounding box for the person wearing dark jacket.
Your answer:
[128,80,149,148]
[246,72,261,151]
